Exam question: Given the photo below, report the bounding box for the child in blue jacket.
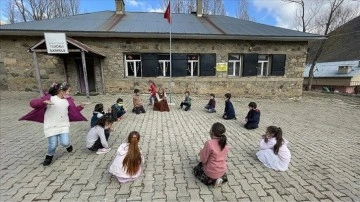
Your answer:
[244,102,260,129]
[223,93,236,120]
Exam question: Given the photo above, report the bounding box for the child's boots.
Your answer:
[43,155,53,166]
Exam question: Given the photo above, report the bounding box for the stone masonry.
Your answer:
[0,36,307,98]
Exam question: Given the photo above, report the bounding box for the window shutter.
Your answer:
[141,53,158,77]
[271,54,286,76]
[243,53,258,76]
[171,53,187,77]
[200,54,216,76]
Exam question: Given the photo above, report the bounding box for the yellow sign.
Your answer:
[216,63,228,72]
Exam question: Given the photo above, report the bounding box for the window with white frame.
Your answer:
[125,54,141,77]
[187,54,199,76]
[158,54,170,77]
[228,54,242,76]
[257,55,270,76]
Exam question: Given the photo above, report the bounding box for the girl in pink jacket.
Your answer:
[193,122,229,187]
[19,82,87,166]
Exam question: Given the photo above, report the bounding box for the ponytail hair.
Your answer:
[48,82,70,96]
[267,126,284,155]
[123,131,142,176]
[211,122,227,150]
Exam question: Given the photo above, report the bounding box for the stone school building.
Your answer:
[0,0,322,98]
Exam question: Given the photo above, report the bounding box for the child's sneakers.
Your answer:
[96,148,111,154]
[214,178,223,188]
[66,145,73,152]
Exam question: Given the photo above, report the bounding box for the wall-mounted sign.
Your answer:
[44,33,68,54]
[216,63,228,72]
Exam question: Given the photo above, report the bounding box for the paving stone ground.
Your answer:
[0,91,359,202]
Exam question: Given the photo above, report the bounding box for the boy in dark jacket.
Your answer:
[111,98,126,121]
[205,93,216,113]
[244,102,260,129]
[223,93,236,120]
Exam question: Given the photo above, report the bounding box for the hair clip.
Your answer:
[59,82,67,90]
[50,82,57,88]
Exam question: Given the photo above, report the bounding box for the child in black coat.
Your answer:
[205,93,216,113]
[223,93,236,120]
[244,102,260,129]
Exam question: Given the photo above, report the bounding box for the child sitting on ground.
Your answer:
[256,126,291,171]
[244,102,261,129]
[132,89,146,114]
[223,93,236,120]
[109,131,144,183]
[205,93,216,113]
[86,115,114,154]
[91,103,105,127]
[179,90,191,111]
[111,98,126,121]
[194,122,229,187]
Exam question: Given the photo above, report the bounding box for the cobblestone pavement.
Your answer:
[1,91,359,202]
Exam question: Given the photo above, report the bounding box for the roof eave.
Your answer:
[0,30,325,41]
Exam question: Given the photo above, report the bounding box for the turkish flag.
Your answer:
[164,2,171,24]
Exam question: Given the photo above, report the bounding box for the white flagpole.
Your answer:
[168,1,174,105]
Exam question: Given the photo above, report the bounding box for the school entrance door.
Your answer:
[76,58,96,93]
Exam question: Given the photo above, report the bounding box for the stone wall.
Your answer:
[0,36,308,98]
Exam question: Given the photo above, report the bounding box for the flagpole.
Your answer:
[168,1,174,105]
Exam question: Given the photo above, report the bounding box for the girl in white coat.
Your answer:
[256,126,291,171]
[109,131,144,183]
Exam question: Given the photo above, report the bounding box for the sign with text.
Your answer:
[216,63,228,72]
[44,33,68,54]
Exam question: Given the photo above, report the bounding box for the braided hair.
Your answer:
[211,122,227,150]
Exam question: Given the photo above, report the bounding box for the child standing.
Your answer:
[132,89,146,114]
[19,82,87,166]
[204,93,216,113]
[223,93,236,120]
[179,90,191,111]
[86,115,113,154]
[194,122,229,187]
[109,131,144,183]
[244,102,261,129]
[111,98,126,121]
[256,126,291,171]
[148,80,157,105]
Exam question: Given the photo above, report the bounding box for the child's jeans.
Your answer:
[47,133,70,156]
[88,129,110,151]
[148,95,156,105]
[180,102,191,111]
[205,105,216,113]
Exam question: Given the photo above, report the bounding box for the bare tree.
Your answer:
[237,0,250,20]
[160,0,225,15]
[3,0,17,24]
[284,0,359,90]
[3,0,80,23]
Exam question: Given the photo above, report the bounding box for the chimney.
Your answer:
[115,0,125,14]
[197,0,203,17]
[338,66,352,74]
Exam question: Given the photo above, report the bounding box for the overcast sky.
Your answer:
[1,0,359,31]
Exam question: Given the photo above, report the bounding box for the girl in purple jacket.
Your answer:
[20,82,87,166]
